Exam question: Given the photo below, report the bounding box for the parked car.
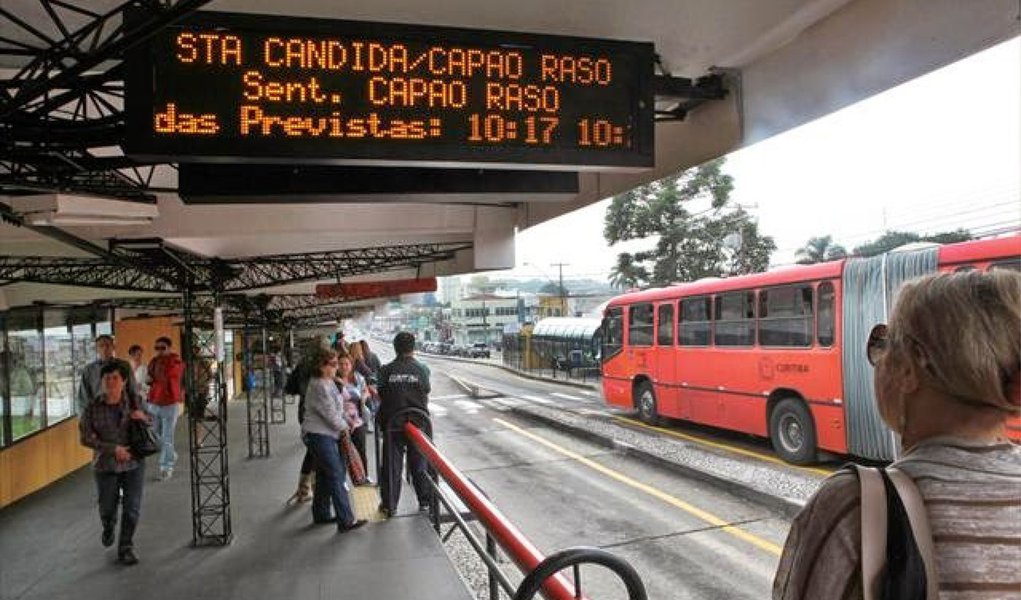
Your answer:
[468,343,491,359]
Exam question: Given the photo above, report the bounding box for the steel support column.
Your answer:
[265,327,285,424]
[244,320,269,458]
[184,287,232,545]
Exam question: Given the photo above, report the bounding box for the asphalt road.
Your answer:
[366,345,793,599]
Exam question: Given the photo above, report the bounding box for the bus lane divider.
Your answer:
[495,403,813,519]
[612,416,836,478]
[493,417,783,557]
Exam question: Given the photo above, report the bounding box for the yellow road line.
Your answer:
[493,417,782,556]
[613,416,835,478]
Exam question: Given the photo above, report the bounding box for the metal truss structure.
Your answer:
[183,289,232,546]
[242,324,270,458]
[0,240,472,296]
[0,0,209,200]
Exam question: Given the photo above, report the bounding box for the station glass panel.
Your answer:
[1,314,7,447]
[8,310,44,440]
[627,304,654,347]
[679,297,711,346]
[714,292,755,346]
[758,285,814,347]
[44,310,74,424]
[71,322,94,414]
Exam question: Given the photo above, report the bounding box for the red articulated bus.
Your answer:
[600,236,1021,464]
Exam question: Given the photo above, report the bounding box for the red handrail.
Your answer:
[405,422,587,600]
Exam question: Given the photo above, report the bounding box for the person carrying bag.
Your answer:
[855,465,939,600]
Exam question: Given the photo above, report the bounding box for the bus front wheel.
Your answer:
[634,381,658,424]
[769,398,817,465]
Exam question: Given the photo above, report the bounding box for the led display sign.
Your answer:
[124,11,655,170]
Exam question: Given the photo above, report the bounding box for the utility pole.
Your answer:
[551,262,569,317]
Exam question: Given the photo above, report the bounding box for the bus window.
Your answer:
[759,285,813,347]
[628,304,654,346]
[679,297,711,346]
[657,304,675,346]
[990,259,1021,272]
[714,292,755,346]
[601,307,623,361]
[817,282,835,347]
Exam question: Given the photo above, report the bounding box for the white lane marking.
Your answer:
[522,394,554,405]
[429,403,449,416]
[454,399,482,414]
[487,398,521,410]
[430,394,469,401]
[551,392,583,401]
[580,390,596,396]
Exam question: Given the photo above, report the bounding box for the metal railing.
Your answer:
[375,407,647,600]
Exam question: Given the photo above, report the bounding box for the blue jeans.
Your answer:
[152,404,179,471]
[95,464,145,551]
[304,433,355,526]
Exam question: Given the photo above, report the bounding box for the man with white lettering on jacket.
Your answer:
[376,331,432,518]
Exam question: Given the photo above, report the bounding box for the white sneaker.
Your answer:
[160,468,172,481]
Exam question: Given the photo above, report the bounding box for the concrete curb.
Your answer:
[504,405,807,519]
[422,352,599,391]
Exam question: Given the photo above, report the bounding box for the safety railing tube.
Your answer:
[404,421,648,600]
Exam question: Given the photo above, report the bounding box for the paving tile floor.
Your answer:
[0,399,472,600]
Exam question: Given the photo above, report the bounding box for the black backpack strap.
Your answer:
[886,468,939,600]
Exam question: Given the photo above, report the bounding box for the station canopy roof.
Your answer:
[0,0,1016,320]
[532,317,602,340]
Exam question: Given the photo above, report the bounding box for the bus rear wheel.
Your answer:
[634,381,658,424]
[769,398,817,465]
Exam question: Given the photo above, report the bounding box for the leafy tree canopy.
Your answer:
[852,229,972,257]
[795,235,848,265]
[604,158,775,287]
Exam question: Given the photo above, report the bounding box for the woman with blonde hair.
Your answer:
[774,270,1021,599]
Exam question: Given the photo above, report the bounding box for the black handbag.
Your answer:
[129,418,162,458]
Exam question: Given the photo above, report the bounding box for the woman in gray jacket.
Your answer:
[301,348,367,532]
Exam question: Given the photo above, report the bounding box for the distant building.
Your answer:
[450,293,519,345]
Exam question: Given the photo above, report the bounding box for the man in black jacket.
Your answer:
[377,331,432,518]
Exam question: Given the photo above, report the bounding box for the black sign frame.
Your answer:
[124,10,655,171]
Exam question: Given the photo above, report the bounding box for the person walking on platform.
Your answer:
[285,340,326,503]
[127,345,149,409]
[377,331,432,518]
[79,362,151,566]
[76,335,140,415]
[147,336,184,481]
[301,347,367,532]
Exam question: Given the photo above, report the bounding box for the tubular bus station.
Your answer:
[0,2,1017,599]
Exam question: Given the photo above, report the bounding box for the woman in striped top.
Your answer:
[774,270,1021,599]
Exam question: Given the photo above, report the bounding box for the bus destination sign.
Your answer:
[124,11,655,171]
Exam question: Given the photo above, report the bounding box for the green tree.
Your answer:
[603,158,775,287]
[539,281,568,296]
[852,229,972,257]
[795,235,848,264]
[608,252,649,290]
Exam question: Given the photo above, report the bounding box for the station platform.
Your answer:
[0,400,473,600]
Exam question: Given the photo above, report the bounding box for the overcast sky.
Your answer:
[490,37,1020,283]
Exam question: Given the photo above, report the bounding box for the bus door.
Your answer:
[600,307,629,407]
[653,302,678,415]
[625,303,655,396]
